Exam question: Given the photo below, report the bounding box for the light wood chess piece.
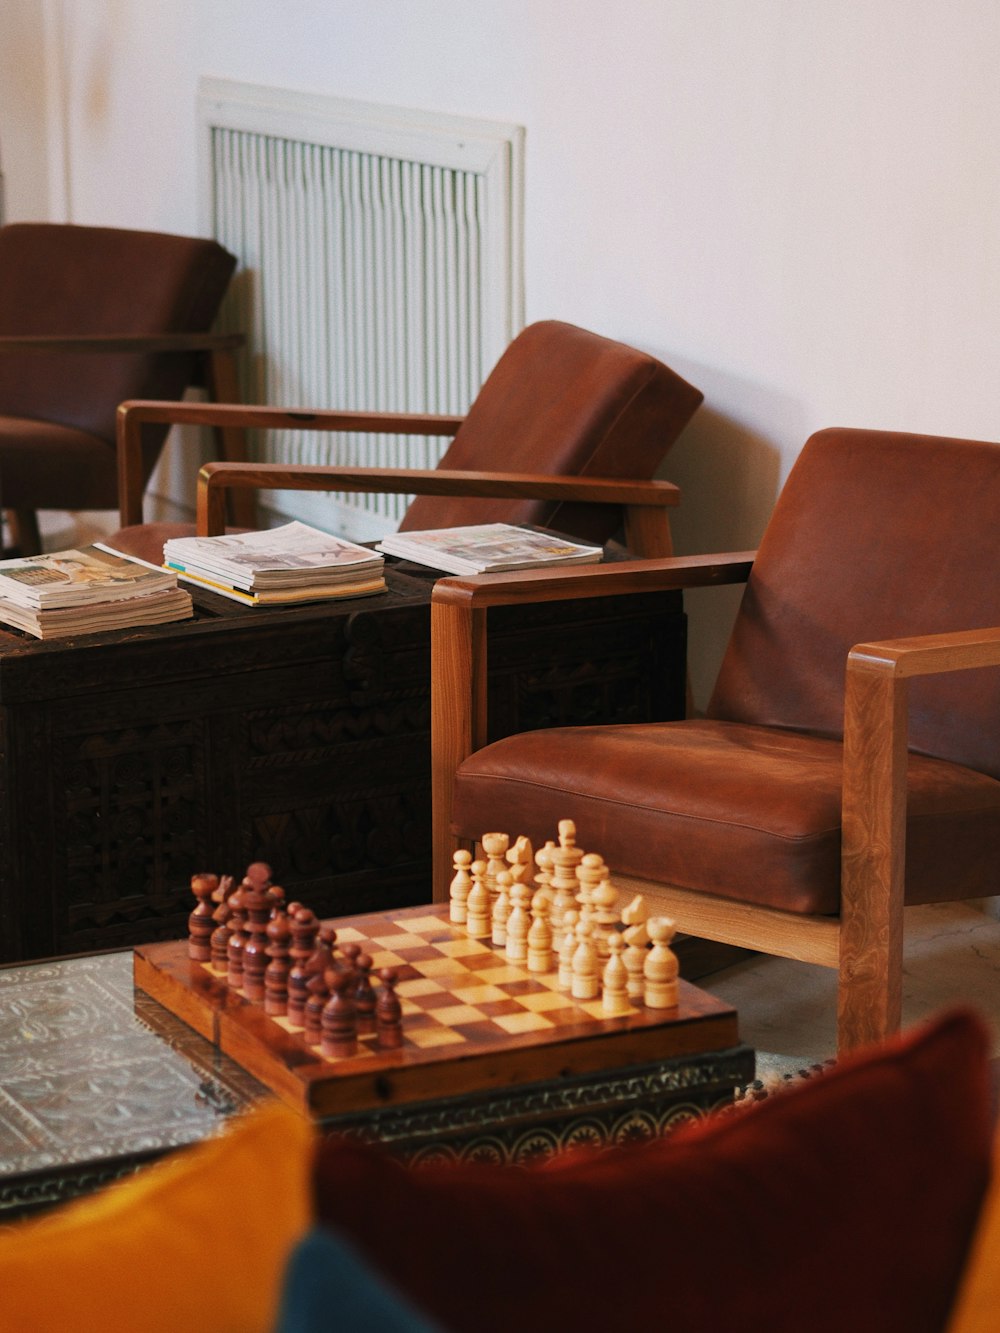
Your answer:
[449,848,473,924]
[507,835,535,890]
[622,921,649,1000]
[492,868,512,947]
[505,881,531,964]
[571,916,599,1000]
[466,860,492,939]
[527,888,553,972]
[590,875,619,959]
[575,853,606,926]
[601,931,631,1016]
[550,821,584,954]
[481,832,510,902]
[644,916,679,1008]
[558,907,578,990]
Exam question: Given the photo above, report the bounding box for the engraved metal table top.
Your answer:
[0,951,265,1188]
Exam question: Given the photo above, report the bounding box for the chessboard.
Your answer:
[134,904,739,1119]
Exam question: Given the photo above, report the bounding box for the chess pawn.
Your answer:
[339,942,362,975]
[492,869,512,948]
[209,879,237,972]
[481,832,510,902]
[590,877,620,960]
[354,952,377,1034]
[644,916,679,1009]
[622,921,649,1001]
[465,860,491,939]
[226,885,249,988]
[558,908,579,991]
[527,889,553,973]
[264,910,292,1016]
[243,861,273,891]
[187,873,218,962]
[576,853,606,925]
[304,968,331,1045]
[533,839,556,897]
[321,968,358,1059]
[375,968,403,1048]
[571,917,600,1001]
[505,882,531,964]
[449,849,473,924]
[601,932,631,1016]
[286,908,319,1027]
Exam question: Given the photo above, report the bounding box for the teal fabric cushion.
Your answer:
[276,1227,443,1333]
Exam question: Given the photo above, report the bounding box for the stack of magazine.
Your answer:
[162,521,386,606]
[376,523,604,575]
[0,544,193,639]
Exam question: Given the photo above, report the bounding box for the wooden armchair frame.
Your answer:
[429,555,1000,1054]
[2,333,250,546]
[116,399,681,559]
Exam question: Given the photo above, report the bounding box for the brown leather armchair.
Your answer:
[430,427,1000,1055]
[0,222,245,554]
[110,320,703,564]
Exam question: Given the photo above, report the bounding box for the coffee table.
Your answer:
[0,559,685,962]
[0,912,752,1220]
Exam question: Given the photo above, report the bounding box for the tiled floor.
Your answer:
[703,899,1000,1073]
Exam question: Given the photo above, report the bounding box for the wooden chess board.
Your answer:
[134,905,740,1118]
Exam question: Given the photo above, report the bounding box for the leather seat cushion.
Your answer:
[0,415,118,510]
[451,720,1000,915]
[111,522,199,566]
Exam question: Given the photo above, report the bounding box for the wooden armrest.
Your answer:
[848,625,1000,678]
[431,551,754,608]
[195,462,681,537]
[839,623,1000,1050]
[116,399,466,526]
[0,332,246,354]
[429,549,754,887]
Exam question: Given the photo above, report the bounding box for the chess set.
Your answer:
[133,821,739,1119]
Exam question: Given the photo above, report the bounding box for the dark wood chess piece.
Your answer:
[187,872,218,962]
[375,967,403,1048]
[321,967,358,1058]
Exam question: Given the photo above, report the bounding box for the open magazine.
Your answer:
[376,523,603,576]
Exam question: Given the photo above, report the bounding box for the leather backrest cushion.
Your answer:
[399,320,702,542]
[312,1008,992,1333]
[709,427,1000,778]
[0,223,235,442]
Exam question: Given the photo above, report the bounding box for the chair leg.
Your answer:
[836,928,903,1055]
[7,509,42,556]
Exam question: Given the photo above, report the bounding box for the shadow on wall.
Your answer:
[654,373,804,710]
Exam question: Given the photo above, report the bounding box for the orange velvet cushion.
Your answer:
[945,1126,1000,1332]
[314,1009,992,1333]
[0,1101,313,1333]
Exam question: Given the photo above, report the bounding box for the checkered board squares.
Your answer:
[319,912,639,1061]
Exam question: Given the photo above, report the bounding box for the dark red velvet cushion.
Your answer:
[313,1009,992,1333]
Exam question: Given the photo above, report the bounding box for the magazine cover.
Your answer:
[0,543,177,609]
[163,521,383,590]
[376,523,603,575]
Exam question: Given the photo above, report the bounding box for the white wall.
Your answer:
[3,0,1000,700]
